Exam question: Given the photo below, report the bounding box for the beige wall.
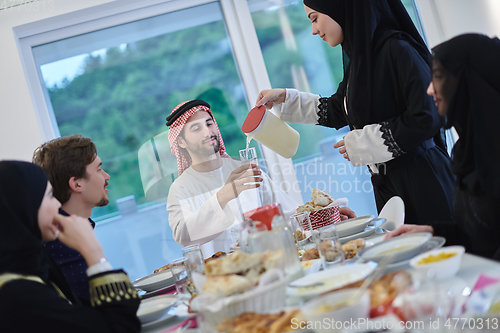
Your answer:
[1,0,499,161]
[0,0,113,161]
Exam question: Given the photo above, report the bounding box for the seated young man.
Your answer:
[33,134,110,305]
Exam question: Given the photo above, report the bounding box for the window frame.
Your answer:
[14,0,303,203]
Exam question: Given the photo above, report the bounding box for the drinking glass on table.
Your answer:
[313,224,345,269]
[169,257,195,299]
[238,147,263,207]
[182,244,205,274]
[290,212,311,251]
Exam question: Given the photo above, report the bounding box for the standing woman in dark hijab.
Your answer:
[426,34,500,259]
[256,0,456,232]
[0,161,140,332]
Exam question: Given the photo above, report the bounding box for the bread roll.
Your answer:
[312,188,334,207]
[203,275,252,296]
[205,251,263,276]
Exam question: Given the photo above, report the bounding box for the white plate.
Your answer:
[334,215,375,238]
[133,270,175,292]
[141,303,196,332]
[137,295,177,324]
[357,236,446,273]
[378,196,405,231]
[359,232,432,264]
[287,263,375,298]
[339,218,385,244]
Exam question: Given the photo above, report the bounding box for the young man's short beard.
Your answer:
[96,198,109,207]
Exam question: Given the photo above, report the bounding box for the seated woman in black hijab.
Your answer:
[386,34,500,260]
[0,161,141,332]
[256,0,455,231]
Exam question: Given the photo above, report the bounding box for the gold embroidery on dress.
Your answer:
[89,272,139,307]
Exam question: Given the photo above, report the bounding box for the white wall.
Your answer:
[0,0,114,161]
[1,0,499,161]
[416,0,500,48]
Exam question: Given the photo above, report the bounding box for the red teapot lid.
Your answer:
[242,105,266,133]
[243,203,282,231]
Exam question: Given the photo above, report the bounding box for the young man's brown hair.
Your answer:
[33,134,96,204]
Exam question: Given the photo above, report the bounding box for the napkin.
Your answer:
[325,197,348,208]
[472,274,500,291]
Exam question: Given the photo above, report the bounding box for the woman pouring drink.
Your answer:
[256,0,456,231]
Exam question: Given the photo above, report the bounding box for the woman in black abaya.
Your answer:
[0,161,140,332]
[428,34,500,258]
[256,0,456,232]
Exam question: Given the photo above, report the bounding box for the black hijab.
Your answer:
[432,34,500,198]
[303,0,431,128]
[0,161,77,302]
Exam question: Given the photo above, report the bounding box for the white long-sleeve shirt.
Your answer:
[275,89,394,171]
[167,158,298,258]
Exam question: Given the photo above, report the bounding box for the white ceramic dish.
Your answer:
[287,263,375,298]
[137,294,177,324]
[301,288,370,333]
[409,245,465,280]
[378,196,405,231]
[133,270,175,292]
[339,218,385,244]
[358,232,432,263]
[383,236,446,273]
[334,215,375,238]
[301,259,322,275]
[141,303,196,332]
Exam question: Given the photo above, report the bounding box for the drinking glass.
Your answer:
[239,147,258,164]
[238,147,263,207]
[290,212,311,250]
[313,224,345,269]
[182,244,205,274]
[169,257,195,299]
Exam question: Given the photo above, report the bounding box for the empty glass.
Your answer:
[290,212,311,250]
[169,257,195,299]
[182,244,205,274]
[313,224,345,269]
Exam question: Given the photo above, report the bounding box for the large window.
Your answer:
[35,2,253,220]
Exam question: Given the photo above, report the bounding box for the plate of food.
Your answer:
[299,238,372,263]
[133,270,175,292]
[287,263,375,298]
[358,232,432,264]
[334,215,375,238]
[217,309,301,333]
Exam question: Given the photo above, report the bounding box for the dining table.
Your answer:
[139,232,500,333]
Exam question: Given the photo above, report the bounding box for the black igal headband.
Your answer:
[166,100,211,127]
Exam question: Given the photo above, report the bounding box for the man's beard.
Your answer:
[96,197,109,207]
[199,135,220,156]
[95,181,109,207]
